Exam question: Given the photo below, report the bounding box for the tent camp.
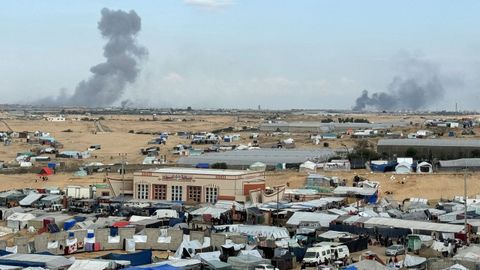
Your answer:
[416,161,433,173]
[249,162,267,171]
[395,162,411,174]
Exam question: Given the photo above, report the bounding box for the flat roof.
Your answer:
[261,121,407,129]
[139,167,259,176]
[178,148,336,166]
[378,139,480,148]
[364,217,464,233]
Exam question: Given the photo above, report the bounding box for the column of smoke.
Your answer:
[353,54,444,111]
[41,8,147,107]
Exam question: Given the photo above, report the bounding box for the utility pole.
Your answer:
[464,168,468,239]
[276,186,279,225]
[120,153,127,206]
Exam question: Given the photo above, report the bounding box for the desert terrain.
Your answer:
[0,112,479,203]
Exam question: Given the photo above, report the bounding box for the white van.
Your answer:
[312,242,350,261]
[302,246,332,266]
[331,244,350,260]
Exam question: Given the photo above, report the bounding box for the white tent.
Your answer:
[417,161,433,173]
[299,161,317,172]
[189,206,229,219]
[7,212,35,231]
[68,259,112,270]
[442,263,469,270]
[403,254,427,268]
[249,162,266,171]
[395,162,411,174]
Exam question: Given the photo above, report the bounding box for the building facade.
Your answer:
[133,168,266,203]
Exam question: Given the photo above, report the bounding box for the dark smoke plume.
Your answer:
[353,53,444,111]
[40,8,147,107]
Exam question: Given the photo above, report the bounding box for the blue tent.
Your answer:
[124,264,183,270]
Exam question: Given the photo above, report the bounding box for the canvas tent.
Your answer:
[7,212,35,231]
[416,161,433,173]
[249,162,266,171]
[395,162,411,174]
[38,167,54,176]
[299,161,317,173]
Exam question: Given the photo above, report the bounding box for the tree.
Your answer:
[405,147,417,158]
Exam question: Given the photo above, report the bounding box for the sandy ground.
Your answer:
[265,170,480,202]
[0,113,479,203]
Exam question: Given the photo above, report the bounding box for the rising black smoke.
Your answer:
[353,53,444,111]
[39,8,147,107]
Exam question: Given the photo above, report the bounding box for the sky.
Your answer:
[1,0,480,110]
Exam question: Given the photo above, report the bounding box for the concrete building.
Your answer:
[133,168,266,203]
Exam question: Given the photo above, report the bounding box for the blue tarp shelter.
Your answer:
[100,249,152,266]
[124,264,183,270]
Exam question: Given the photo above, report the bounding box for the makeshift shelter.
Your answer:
[346,259,388,270]
[453,245,480,263]
[6,212,35,231]
[286,212,338,227]
[299,161,317,173]
[416,161,433,173]
[124,264,182,270]
[227,254,270,270]
[403,254,427,268]
[442,264,469,270]
[395,162,411,174]
[67,259,114,270]
[0,253,73,269]
[100,249,152,266]
[38,167,54,176]
[369,160,397,172]
[249,162,267,172]
[19,193,43,206]
[189,206,229,219]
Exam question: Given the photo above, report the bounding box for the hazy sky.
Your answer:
[2,0,480,110]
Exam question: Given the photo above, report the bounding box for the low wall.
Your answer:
[7,228,247,256]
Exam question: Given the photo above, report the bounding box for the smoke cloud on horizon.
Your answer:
[353,53,445,111]
[38,8,147,107]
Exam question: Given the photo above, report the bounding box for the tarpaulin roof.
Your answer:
[124,264,182,270]
[346,259,388,270]
[364,217,464,233]
[286,212,338,227]
[67,259,111,270]
[0,253,73,269]
[100,250,152,266]
[112,221,130,228]
[215,225,289,239]
[190,206,229,219]
[19,193,43,206]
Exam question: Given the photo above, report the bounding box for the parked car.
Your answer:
[385,244,406,256]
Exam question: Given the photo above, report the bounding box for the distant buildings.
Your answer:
[377,139,480,159]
